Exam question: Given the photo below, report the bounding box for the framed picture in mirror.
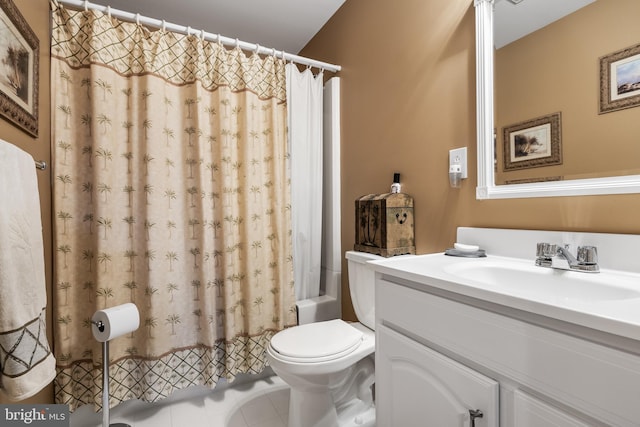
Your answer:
[0,0,39,137]
[599,43,640,115]
[503,112,562,171]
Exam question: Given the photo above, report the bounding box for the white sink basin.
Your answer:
[443,260,640,303]
[369,252,640,341]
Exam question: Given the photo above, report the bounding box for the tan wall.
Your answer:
[301,0,640,321]
[0,0,53,404]
[495,0,640,184]
[4,0,640,402]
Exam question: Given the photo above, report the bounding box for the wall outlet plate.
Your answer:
[449,147,468,179]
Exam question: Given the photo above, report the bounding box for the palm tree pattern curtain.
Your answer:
[50,1,296,411]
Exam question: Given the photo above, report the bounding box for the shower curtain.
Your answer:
[50,1,296,411]
[286,64,324,301]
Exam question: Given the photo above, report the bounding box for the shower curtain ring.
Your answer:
[84,0,88,11]
[235,38,240,49]
[201,29,206,41]
[161,19,166,31]
[135,13,140,25]
[254,43,260,54]
[106,5,111,18]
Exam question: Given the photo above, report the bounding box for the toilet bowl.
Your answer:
[266,251,382,427]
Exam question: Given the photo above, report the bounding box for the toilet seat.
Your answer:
[270,319,364,363]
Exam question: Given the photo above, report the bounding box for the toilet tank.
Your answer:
[346,251,383,330]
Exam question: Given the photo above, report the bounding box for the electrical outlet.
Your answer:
[449,147,467,179]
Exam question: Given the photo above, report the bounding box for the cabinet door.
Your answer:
[376,324,498,427]
[513,390,591,427]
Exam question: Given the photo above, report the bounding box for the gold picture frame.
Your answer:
[503,112,562,171]
[599,42,640,115]
[0,0,39,136]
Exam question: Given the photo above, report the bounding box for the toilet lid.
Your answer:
[270,319,364,359]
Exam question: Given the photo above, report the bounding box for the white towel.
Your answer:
[0,140,55,401]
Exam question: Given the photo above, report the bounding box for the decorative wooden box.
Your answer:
[354,193,415,257]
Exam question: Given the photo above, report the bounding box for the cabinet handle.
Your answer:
[469,409,483,427]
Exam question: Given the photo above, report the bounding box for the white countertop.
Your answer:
[369,252,640,342]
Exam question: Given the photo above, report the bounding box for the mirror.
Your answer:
[475,0,640,199]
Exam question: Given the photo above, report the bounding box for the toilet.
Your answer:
[266,250,381,427]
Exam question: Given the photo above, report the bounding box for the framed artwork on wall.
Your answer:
[504,176,563,185]
[599,42,640,114]
[0,0,39,137]
[502,112,562,171]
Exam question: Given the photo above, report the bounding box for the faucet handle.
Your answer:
[536,242,557,257]
[577,246,598,264]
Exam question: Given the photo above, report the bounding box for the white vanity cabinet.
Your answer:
[512,390,590,427]
[375,276,640,427]
[376,323,498,426]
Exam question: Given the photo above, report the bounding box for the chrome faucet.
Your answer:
[535,243,599,273]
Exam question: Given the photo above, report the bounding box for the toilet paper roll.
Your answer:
[91,303,140,342]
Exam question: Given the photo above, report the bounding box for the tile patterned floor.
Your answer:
[70,373,289,427]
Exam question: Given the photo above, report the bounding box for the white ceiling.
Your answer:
[100,0,346,54]
[494,0,596,49]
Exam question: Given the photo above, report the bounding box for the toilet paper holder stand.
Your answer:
[92,320,131,427]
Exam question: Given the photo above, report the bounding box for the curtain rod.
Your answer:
[57,0,341,73]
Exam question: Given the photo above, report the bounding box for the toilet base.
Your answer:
[288,388,337,427]
[336,397,375,427]
[287,389,375,427]
[284,356,376,427]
